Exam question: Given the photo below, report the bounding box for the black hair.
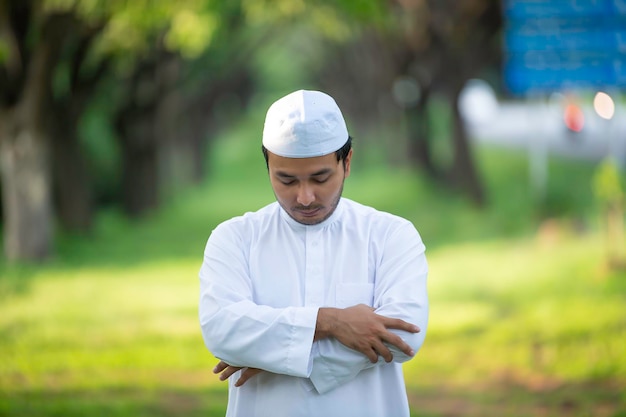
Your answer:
[262,136,353,170]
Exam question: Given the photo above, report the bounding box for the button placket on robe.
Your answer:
[304,227,324,306]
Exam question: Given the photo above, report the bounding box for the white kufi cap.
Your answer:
[262,90,349,158]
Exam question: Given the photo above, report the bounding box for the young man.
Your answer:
[199,90,429,417]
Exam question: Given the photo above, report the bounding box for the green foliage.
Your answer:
[39,0,224,68]
[0,39,8,64]
[241,0,387,42]
[593,158,624,205]
[332,0,387,20]
[94,0,218,59]
[165,8,217,58]
[242,0,307,21]
[78,94,122,204]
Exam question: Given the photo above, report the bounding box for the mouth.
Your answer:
[296,207,323,217]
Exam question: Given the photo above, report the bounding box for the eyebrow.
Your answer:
[275,168,333,178]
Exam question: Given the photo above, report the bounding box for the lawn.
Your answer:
[0,136,625,416]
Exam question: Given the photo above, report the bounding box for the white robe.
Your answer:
[199,198,429,417]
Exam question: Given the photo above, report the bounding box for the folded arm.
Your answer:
[199,224,319,377]
[201,220,428,393]
[212,303,421,389]
[306,222,429,393]
[314,304,419,363]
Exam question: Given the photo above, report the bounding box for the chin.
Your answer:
[295,217,322,225]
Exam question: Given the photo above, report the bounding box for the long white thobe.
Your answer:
[199,197,429,417]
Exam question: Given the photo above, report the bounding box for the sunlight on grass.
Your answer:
[406,233,626,395]
[0,261,221,393]
[2,231,624,417]
[1,138,625,416]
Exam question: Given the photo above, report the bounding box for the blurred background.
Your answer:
[0,0,625,416]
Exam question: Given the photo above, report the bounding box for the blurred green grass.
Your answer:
[0,126,625,416]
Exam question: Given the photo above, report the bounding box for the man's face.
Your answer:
[268,149,352,225]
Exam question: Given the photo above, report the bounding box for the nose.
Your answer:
[296,183,315,207]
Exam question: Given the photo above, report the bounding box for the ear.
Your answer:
[343,148,353,178]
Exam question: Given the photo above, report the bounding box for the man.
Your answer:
[199,89,428,417]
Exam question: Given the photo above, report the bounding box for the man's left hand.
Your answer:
[213,360,263,387]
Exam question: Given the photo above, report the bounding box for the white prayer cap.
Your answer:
[262,90,349,158]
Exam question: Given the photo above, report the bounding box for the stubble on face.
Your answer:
[268,149,352,226]
[287,181,344,225]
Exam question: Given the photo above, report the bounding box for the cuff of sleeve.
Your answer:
[285,306,320,377]
[308,341,367,394]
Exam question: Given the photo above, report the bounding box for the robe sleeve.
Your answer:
[308,221,429,394]
[199,221,319,378]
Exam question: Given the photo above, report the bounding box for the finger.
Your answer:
[219,365,243,381]
[352,341,379,363]
[235,368,262,387]
[373,341,393,363]
[382,317,420,333]
[213,361,229,374]
[364,347,379,363]
[382,333,414,357]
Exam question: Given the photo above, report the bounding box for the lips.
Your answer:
[296,207,322,217]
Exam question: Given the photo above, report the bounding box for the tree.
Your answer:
[392,0,503,204]
[49,19,108,234]
[0,2,74,260]
[0,0,220,261]
[111,2,256,216]
[312,0,503,204]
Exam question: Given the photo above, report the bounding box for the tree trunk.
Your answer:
[179,66,255,183]
[118,115,160,217]
[48,22,106,235]
[0,11,73,261]
[449,88,485,205]
[406,85,440,178]
[50,112,93,233]
[114,48,176,217]
[0,112,53,261]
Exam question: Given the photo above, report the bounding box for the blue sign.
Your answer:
[502,0,626,94]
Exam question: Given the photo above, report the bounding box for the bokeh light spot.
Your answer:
[593,91,615,120]
[564,103,584,132]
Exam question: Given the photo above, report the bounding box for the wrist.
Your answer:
[314,307,339,340]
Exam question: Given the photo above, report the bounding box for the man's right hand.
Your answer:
[314,304,420,363]
[213,360,263,387]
